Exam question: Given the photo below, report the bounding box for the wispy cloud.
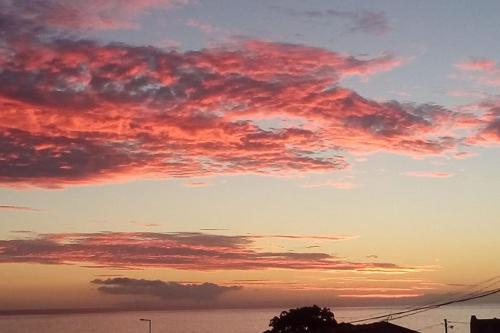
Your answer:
[455,57,500,86]
[128,221,161,228]
[455,58,497,72]
[454,151,478,159]
[337,293,423,298]
[300,180,359,189]
[403,171,455,178]
[183,182,212,188]
[252,234,357,241]
[0,205,40,212]
[200,228,229,231]
[185,18,218,35]
[0,0,188,31]
[276,7,390,36]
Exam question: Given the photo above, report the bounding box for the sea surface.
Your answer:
[0,305,498,333]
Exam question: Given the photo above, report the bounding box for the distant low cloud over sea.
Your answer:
[92,277,241,301]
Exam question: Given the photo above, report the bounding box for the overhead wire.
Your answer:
[346,286,500,324]
[356,274,500,323]
[401,274,500,313]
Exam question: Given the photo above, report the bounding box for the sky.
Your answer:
[0,0,499,312]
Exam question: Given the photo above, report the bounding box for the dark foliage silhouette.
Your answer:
[264,305,338,333]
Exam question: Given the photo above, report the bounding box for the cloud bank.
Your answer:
[92,277,240,301]
[0,231,415,272]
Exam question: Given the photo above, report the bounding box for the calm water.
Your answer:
[0,305,498,333]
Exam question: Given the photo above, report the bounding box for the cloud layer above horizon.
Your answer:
[0,231,416,272]
[1,0,498,188]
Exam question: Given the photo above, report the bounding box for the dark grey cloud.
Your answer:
[276,7,390,36]
[92,277,241,301]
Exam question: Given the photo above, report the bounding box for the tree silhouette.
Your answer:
[264,305,338,333]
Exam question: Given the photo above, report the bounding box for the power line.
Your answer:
[384,307,438,321]
[346,286,500,324]
[402,274,500,314]
[346,275,500,324]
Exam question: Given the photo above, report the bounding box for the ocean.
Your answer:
[0,305,498,333]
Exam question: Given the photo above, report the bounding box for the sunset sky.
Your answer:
[0,0,499,312]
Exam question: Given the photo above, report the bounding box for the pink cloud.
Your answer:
[0,9,491,188]
[455,57,500,87]
[0,31,450,189]
[455,58,497,71]
[454,151,478,159]
[0,231,416,272]
[479,120,500,142]
[466,97,500,144]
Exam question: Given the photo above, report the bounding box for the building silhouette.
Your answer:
[339,321,420,333]
[470,315,500,333]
